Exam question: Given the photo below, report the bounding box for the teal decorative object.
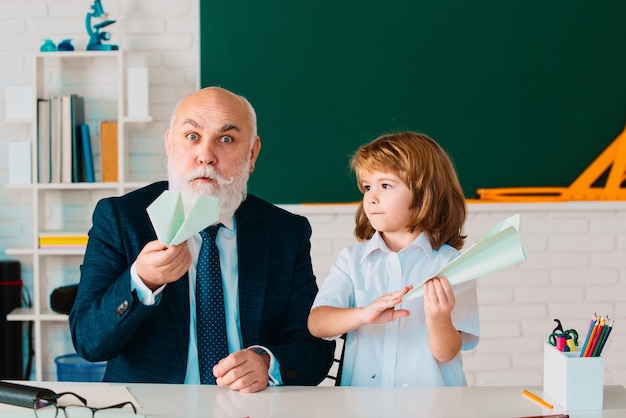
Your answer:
[85,0,118,50]
[40,39,56,52]
[57,39,75,51]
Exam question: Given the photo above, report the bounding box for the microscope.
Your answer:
[86,0,119,50]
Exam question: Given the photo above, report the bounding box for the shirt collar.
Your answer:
[219,215,235,231]
[361,230,434,262]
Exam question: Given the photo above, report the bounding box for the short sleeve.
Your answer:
[311,247,356,311]
[450,279,480,350]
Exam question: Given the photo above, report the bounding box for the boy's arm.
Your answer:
[308,285,413,338]
[427,317,462,362]
[308,306,365,339]
[424,277,462,362]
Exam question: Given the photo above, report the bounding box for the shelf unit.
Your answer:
[4,50,151,381]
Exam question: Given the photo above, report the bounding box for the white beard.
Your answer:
[167,158,250,223]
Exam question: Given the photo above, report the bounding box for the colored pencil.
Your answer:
[578,313,596,357]
[522,389,554,409]
[587,316,606,357]
[591,319,609,357]
[596,320,614,356]
[582,316,602,357]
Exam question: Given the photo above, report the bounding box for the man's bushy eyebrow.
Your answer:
[220,123,240,133]
[179,120,240,133]
[182,118,201,128]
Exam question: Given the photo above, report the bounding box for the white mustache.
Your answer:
[185,166,234,186]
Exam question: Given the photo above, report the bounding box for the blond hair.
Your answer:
[350,131,467,250]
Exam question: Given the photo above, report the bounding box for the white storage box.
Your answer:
[543,342,604,410]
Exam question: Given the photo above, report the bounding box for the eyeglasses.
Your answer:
[33,391,137,417]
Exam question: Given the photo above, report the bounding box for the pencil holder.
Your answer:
[543,342,604,410]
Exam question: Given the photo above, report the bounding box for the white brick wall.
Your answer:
[1,0,625,388]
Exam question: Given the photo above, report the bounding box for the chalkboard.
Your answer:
[200,1,626,204]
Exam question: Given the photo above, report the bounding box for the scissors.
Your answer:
[548,319,578,352]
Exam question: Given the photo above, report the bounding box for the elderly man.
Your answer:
[70,87,335,393]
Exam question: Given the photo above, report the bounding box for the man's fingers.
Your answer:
[213,352,242,379]
[216,369,263,392]
[213,350,269,392]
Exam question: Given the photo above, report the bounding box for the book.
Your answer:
[100,120,118,182]
[38,230,89,248]
[58,94,86,183]
[71,95,85,182]
[37,98,51,183]
[80,123,95,183]
[38,230,88,238]
[60,94,73,183]
[49,96,62,183]
[39,238,88,245]
[57,94,86,183]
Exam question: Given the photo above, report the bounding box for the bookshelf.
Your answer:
[4,50,152,381]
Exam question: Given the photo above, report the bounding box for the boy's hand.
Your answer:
[360,285,413,325]
[423,276,455,325]
[423,276,462,362]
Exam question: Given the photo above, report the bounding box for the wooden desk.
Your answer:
[1,383,625,417]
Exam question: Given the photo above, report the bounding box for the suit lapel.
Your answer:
[164,273,191,351]
[235,197,269,345]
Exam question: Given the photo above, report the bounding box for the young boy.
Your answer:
[308,131,479,387]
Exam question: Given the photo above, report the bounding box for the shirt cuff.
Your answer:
[248,345,283,386]
[130,262,165,306]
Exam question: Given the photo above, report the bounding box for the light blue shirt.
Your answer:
[312,231,479,387]
[130,217,282,385]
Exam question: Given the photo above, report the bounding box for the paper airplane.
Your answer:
[146,190,219,247]
[402,214,526,302]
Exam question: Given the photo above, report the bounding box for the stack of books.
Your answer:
[38,231,89,250]
[37,94,95,183]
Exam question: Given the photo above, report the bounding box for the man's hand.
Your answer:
[213,349,270,393]
[135,240,192,291]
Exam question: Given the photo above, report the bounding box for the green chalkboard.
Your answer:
[200,1,626,204]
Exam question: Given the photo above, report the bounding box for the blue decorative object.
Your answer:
[40,39,56,52]
[86,0,119,51]
[57,39,75,51]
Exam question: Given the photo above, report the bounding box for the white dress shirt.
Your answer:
[312,231,479,387]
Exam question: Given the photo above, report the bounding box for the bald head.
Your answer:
[170,87,257,143]
[165,86,262,220]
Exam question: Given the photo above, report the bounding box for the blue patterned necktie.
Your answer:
[196,223,228,384]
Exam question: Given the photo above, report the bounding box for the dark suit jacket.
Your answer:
[69,181,334,385]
